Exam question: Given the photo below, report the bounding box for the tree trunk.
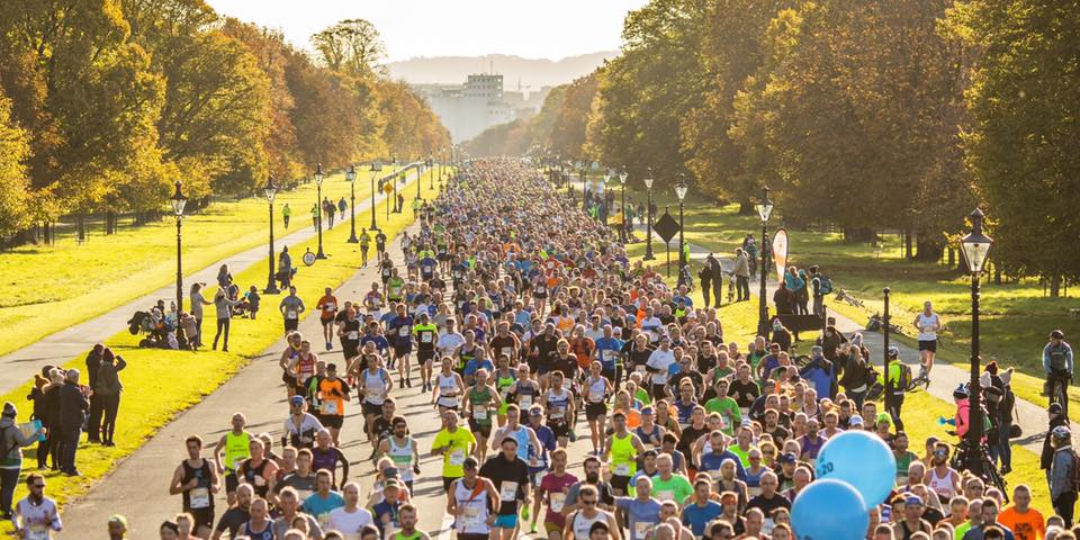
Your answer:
[77,215,85,243]
[1050,275,1062,297]
[994,265,1002,285]
[43,221,51,245]
[905,230,913,260]
[738,201,755,216]
[947,247,955,268]
[914,233,944,262]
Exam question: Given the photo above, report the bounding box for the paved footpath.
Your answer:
[634,223,1075,453]
[0,171,421,396]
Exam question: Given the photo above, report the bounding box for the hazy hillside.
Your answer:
[386,52,616,88]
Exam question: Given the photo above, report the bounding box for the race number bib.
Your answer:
[461,506,483,527]
[519,395,533,408]
[449,450,466,466]
[500,481,519,502]
[634,522,652,540]
[320,401,339,415]
[190,487,211,509]
[347,331,359,340]
[656,490,674,501]
[399,326,411,337]
[27,526,50,540]
[422,333,434,343]
[286,310,298,320]
[614,464,631,476]
[550,492,567,513]
[473,407,488,420]
[635,365,647,375]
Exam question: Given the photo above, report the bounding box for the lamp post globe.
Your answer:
[960,207,993,450]
[643,169,656,261]
[263,177,281,294]
[170,180,187,312]
[755,186,773,337]
[314,163,327,259]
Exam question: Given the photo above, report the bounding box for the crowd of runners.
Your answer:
[5,158,1080,540]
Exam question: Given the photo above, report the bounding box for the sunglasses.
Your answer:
[32,484,45,489]
[582,499,597,506]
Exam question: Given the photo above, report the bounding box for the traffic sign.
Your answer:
[653,211,680,244]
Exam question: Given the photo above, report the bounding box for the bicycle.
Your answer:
[947,432,1009,502]
[1047,370,1071,420]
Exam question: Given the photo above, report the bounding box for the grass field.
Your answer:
[619,195,1054,515]
[0,165,445,358]
[0,169,443,532]
[611,184,1080,417]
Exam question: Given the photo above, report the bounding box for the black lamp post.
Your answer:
[960,208,993,448]
[263,177,280,294]
[170,181,188,312]
[346,165,359,243]
[883,287,891,395]
[755,186,774,337]
[369,161,382,231]
[643,169,656,261]
[579,161,588,210]
[314,163,327,259]
[391,155,399,215]
[676,173,688,286]
[415,159,423,200]
[428,157,435,190]
[618,169,628,242]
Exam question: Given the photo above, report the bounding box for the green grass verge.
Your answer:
[0,166,450,358]
[0,169,445,534]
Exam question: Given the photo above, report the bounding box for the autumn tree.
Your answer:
[0,91,32,236]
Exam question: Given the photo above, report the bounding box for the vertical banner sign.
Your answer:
[772,228,789,282]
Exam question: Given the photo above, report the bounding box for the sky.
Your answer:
[206,0,649,62]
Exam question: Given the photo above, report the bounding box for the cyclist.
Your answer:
[1044,330,1073,417]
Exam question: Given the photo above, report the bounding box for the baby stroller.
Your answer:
[127,309,173,348]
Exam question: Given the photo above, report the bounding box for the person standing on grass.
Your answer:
[93,349,126,446]
[698,263,712,309]
[84,344,104,443]
[211,289,239,352]
[914,300,942,388]
[1,403,45,520]
[279,246,294,289]
[189,283,212,348]
[733,249,750,302]
[283,202,291,229]
[57,368,89,476]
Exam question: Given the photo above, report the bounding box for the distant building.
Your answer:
[412,74,549,142]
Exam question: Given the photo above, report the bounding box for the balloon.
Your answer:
[792,479,869,540]
[815,430,896,508]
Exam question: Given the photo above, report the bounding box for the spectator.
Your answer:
[212,289,240,352]
[189,283,212,348]
[84,344,105,442]
[733,249,750,302]
[57,368,90,476]
[93,349,127,447]
[26,366,56,469]
[1,402,44,519]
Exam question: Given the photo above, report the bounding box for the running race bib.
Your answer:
[319,513,332,532]
[449,450,466,466]
[519,395,533,408]
[320,401,339,415]
[551,407,565,419]
[614,464,631,476]
[589,388,604,403]
[655,490,674,501]
[601,350,617,362]
[347,331,359,340]
[27,525,49,540]
[326,303,336,310]
[473,408,488,420]
[422,333,434,343]
[634,522,652,540]
[501,346,513,358]
[286,310,298,319]
[550,492,566,513]
[461,506,483,527]
[399,326,410,337]
[499,481,519,502]
[254,475,267,487]
[190,487,211,509]
[635,365,647,375]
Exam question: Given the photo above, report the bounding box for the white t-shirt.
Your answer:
[329,506,374,536]
[646,348,676,385]
[437,332,466,357]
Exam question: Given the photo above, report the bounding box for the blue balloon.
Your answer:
[815,430,896,508]
[792,479,869,540]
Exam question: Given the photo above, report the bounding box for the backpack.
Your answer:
[898,363,914,392]
[818,275,834,295]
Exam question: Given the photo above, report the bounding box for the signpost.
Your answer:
[654,209,679,278]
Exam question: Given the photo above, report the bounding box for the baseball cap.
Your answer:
[640,406,655,416]
[849,415,864,427]
[779,452,797,464]
[904,494,924,506]
[109,515,128,527]
[383,467,400,480]
[1050,403,1064,415]
[289,395,305,407]
[528,406,544,416]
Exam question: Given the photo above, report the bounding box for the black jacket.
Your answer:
[1042,415,1070,470]
[58,381,90,432]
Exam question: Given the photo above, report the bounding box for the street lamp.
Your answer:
[428,156,435,190]
[755,186,774,337]
[415,159,423,200]
[314,163,327,259]
[618,169,628,242]
[676,174,688,287]
[391,155,399,216]
[883,287,891,399]
[579,161,588,210]
[169,180,187,312]
[643,169,656,261]
[346,165,359,243]
[263,177,280,294]
[369,161,382,231]
[960,207,993,449]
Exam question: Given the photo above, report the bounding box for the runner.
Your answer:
[317,363,350,446]
[479,436,531,540]
[212,413,252,506]
[431,410,477,493]
[388,303,415,387]
[377,416,421,494]
[913,301,942,387]
[447,456,499,540]
[280,286,306,336]
[358,355,394,446]
[318,287,340,350]
[169,435,219,539]
[464,368,499,462]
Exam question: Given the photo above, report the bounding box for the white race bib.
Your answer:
[398,326,410,337]
[347,331,359,340]
[27,525,49,540]
[461,506,483,527]
[422,333,434,343]
[286,310,298,320]
[550,492,566,513]
[656,489,674,501]
[190,487,211,509]
[474,407,488,420]
[449,450,466,466]
[614,464,631,476]
[500,481,519,502]
[635,365,647,374]
[254,475,267,487]
[320,401,339,415]
[634,522,653,540]
[519,395,533,407]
